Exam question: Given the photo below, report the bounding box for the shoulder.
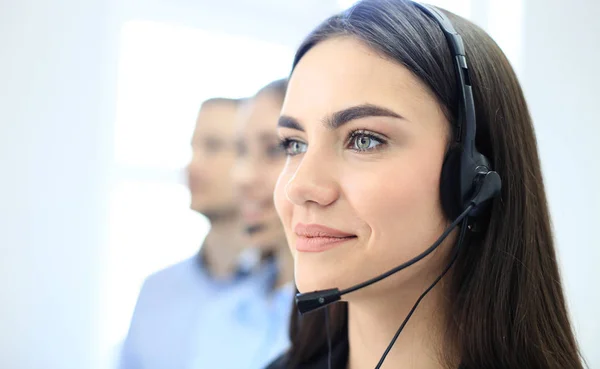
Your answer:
[140,256,202,294]
[124,257,206,336]
[145,256,201,284]
[131,256,206,315]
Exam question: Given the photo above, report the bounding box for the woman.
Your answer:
[231,79,296,369]
[267,1,584,369]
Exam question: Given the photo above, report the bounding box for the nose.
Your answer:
[284,149,339,207]
[187,148,205,170]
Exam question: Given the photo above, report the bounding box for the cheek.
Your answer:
[211,156,231,178]
[274,164,299,254]
[274,165,293,227]
[265,162,287,231]
[265,160,285,194]
[345,152,445,255]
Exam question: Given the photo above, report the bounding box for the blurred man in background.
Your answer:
[118,97,265,369]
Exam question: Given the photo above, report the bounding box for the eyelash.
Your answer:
[278,138,302,156]
[347,130,387,152]
[278,129,388,156]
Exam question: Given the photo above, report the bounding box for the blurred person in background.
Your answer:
[189,79,295,369]
[119,97,268,369]
[229,79,295,369]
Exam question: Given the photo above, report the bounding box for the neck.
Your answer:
[202,217,245,280]
[346,280,453,369]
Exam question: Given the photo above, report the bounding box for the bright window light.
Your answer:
[114,20,294,170]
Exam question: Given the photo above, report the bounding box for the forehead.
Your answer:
[283,37,435,121]
[194,102,240,136]
[238,92,283,134]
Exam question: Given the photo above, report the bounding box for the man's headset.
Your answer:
[294,2,503,368]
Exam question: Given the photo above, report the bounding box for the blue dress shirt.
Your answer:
[118,255,294,369]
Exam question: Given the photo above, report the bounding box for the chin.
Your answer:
[294,253,359,293]
[190,198,209,212]
[294,252,412,299]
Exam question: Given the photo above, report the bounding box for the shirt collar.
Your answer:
[195,248,270,284]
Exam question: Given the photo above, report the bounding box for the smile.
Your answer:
[294,223,357,252]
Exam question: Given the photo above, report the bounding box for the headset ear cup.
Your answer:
[440,147,463,220]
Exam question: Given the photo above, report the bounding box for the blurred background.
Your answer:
[0,0,598,368]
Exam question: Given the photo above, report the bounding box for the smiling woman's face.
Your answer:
[274,37,456,299]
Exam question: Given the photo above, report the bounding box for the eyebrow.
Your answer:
[277,103,404,132]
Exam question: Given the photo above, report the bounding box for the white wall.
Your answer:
[0,0,119,368]
[520,0,600,366]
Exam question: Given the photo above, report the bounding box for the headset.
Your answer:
[293,2,503,368]
[421,2,502,222]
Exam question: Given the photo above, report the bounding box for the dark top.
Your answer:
[265,335,467,369]
[265,334,348,369]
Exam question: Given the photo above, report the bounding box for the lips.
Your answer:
[294,223,357,252]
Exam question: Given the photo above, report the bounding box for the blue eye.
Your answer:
[348,130,385,152]
[279,138,307,156]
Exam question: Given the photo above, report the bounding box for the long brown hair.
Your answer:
[284,1,584,368]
